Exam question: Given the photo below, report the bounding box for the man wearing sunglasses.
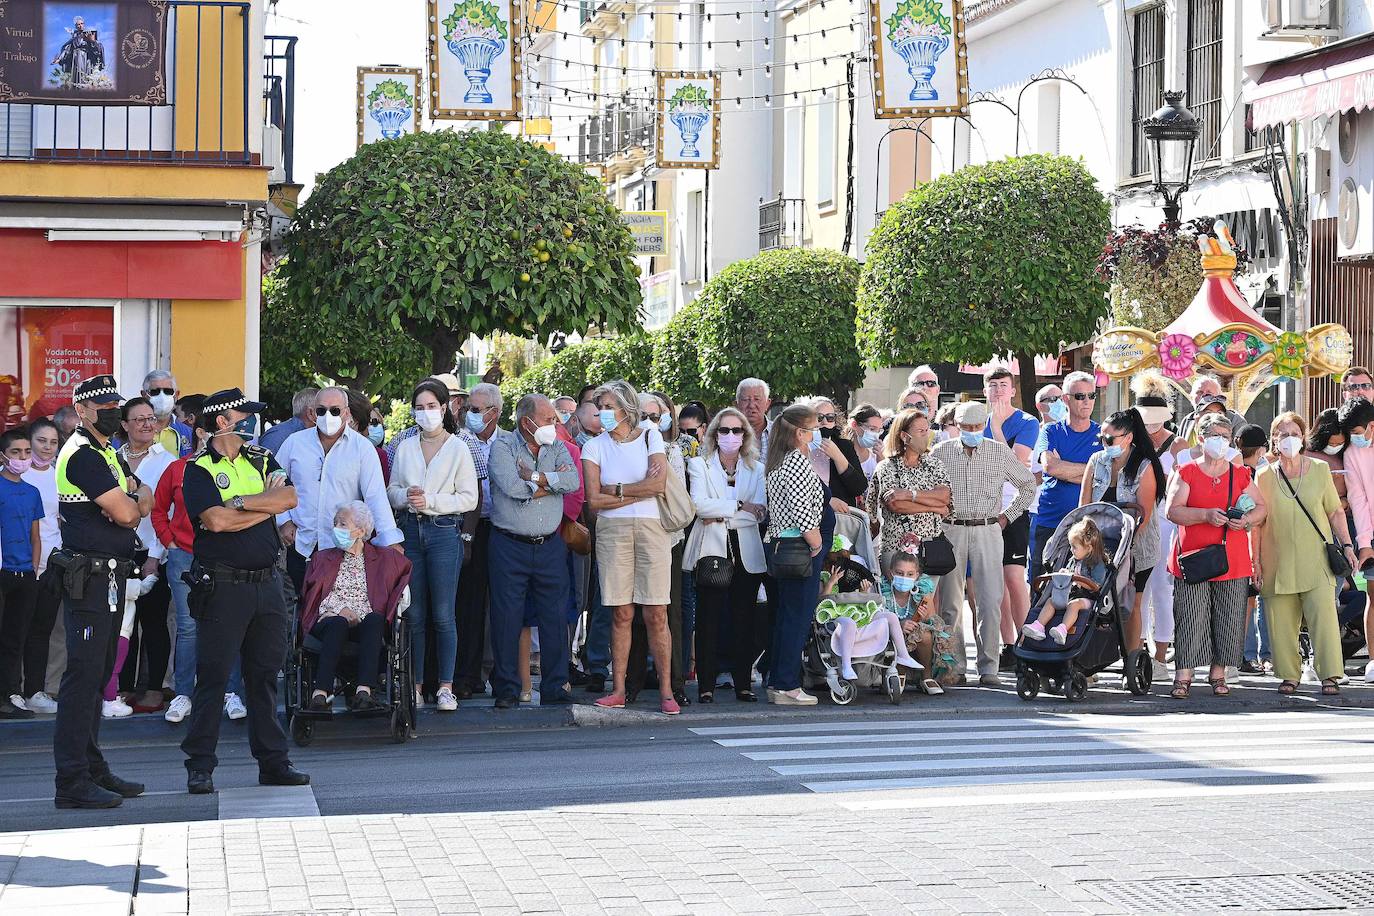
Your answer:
[273,387,403,601]
[1177,376,1245,444]
[140,370,195,457]
[904,365,941,414]
[1342,367,1374,404]
[1031,371,1103,575]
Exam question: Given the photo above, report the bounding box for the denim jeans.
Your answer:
[679,570,697,679]
[167,548,241,699]
[764,540,822,692]
[402,513,463,686]
[1244,594,1272,663]
[487,529,570,700]
[584,562,612,677]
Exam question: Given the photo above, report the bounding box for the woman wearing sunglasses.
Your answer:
[809,397,868,513]
[682,408,768,703]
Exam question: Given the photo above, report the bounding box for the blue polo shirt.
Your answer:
[985,409,1040,453]
[0,475,44,572]
[1033,420,1102,529]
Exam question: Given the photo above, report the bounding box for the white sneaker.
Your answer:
[518,690,532,703]
[25,692,58,714]
[436,687,458,711]
[1365,660,1374,683]
[415,687,426,709]
[165,695,192,723]
[767,687,818,706]
[1225,665,1240,685]
[8,694,29,711]
[1151,658,1172,683]
[102,698,133,718]
[223,693,247,720]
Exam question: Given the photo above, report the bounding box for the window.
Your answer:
[783,107,803,199]
[1186,0,1223,162]
[1129,5,1165,177]
[816,101,837,208]
[0,304,115,432]
[683,190,703,282]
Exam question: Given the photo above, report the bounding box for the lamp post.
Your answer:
[1142,91,1201,229]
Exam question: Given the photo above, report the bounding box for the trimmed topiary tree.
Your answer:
[695,248,863,404]
[282,129,643,373]
[650,300,713,405]
[585,333,654,392]
[857,154,1111,407]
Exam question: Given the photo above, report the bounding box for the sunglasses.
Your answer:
[1344,382,1373,391]
[1099,433,1127,445]
[1067,392,1097,401]
[146,387,175,397]
[913,380,938,388]
[716,425,745,435]
[816,413,837,423]
[901,402,923,411]
[468,405,492,414]
[315,406,343,417]
[1040,395,1061,404]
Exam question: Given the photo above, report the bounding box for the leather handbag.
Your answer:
[646,434,696,532]
[1277,464,1352,578]
[916,533,956,578]
[559,517,591,556]
[769,537,814,579]
[695,554,735,590]
[1178,468,1232,585]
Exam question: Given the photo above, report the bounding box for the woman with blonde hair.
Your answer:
[1132,370,1188,678]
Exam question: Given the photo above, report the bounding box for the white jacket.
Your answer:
[387,433,479,517]
[682,453,767,575]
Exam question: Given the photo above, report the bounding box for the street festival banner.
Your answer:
[656,72,720,170]
[357,66,422,147]
[868,0,969,119]
[427,0,522,121]
[0,0,168,104]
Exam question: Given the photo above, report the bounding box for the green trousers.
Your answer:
[1264,587,1343,683]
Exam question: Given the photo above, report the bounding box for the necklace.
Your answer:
[121,444,151,461]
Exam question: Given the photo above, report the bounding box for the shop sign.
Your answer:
[621,210,668,256]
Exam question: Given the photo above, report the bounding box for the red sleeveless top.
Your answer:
[1166,462,1253,582]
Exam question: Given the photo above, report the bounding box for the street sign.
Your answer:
[621,210,668,256]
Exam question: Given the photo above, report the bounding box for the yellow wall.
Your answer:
[0,161,268,204]
[171,298,247,394]
[174,4,248,155]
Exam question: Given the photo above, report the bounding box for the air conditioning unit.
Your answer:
[1334,109,1374,259]
[1264,0,1341,39]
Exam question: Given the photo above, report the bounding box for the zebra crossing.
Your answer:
[689,709,1374,811]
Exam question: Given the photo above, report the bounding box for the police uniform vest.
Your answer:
[55,428,137,559]
[184,439,283,571]
[191,442,271,504]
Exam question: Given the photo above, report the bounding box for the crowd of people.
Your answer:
[1,360,1372,807]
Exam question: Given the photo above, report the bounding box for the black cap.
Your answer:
[202,387,267,415]
[1235,423,1268,449]
[72,375,121,405]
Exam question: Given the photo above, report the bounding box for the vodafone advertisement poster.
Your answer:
[0,306,115,431]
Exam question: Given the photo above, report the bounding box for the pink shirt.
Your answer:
[558,430,586,523]
[1343,443,1374,549]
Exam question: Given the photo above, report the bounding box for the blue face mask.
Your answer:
[1048,399,1069,423]
[367,423,384,446]
[1354,434,1372,449]
[331,526,356,550]
[1102,444,1123,460]
[658,415,672,434]
[959,430,983,448]
[599,409,619,432]
[892,575,916,593]
[465,409,488,434]
[810,428,823,448]
[858,430,880,449]
[216,415,256,441]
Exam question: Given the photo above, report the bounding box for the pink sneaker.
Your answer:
[594,694,626,709]
[1049,624,1069,645]
[1021,621,1046,641]
[660,697,681,716]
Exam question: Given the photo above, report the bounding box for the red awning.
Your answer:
[1247,34,1374,129]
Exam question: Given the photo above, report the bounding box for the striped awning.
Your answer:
[1246,34,1374,129]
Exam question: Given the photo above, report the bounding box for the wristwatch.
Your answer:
[531,470,543,486]
[231,496,246,511]
[461,532,474,543]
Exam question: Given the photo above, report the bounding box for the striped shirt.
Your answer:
[930,437,1035,523]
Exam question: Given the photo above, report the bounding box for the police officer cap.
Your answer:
[202,387,267,415]
[72,375,121,404]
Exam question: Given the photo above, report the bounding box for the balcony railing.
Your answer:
[759,195,805,250]
[0,0,256,165]
[263,34,297,184]
[577,104,654,164]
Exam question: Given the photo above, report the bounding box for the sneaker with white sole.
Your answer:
[436,687,458,711]
[165,695,192,723]
[1225,665,1240,685]
[102,698,133,718]
[8,694,29,711]
[767,687,818,706]
[223,693,247,720]
[1151,658,1172,683]
[25,692,58,714]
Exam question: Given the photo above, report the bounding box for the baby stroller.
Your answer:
[801,509,909,705]
[284,561,415,746]
[1013,502,1151,702]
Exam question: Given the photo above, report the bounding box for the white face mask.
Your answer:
[148,393,175,417]
[1278,436,1303,458]
[1202,435,1229,460]
[530,420,558,447]
[316,412,343,437]
[1324,443,1344,455]
[415,407,444,432]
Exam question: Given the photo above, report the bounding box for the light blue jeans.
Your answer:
[402,513,463,686]
[1244,594,1272,664]
[167,547,241,699]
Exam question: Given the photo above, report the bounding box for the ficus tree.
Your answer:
[857,154,1111,408]
[281,129,643,373]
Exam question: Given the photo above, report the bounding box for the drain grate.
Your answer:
[1081,873,1351,911]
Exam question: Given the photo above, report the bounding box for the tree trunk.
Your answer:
[401,317,465,376]
[1015,350,1039,416]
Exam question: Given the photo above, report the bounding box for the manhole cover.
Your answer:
[1297,871,1374,908]
[1081,874,1347,911]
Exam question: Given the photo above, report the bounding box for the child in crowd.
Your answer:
[0,428,44,720]
[1021,518,1109,645]
[819,537,923,681]
[880,539,954,693]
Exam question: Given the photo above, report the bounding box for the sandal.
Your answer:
[1209,678,1230,697]
[1169,679,1191,700]
[1322,678,1341,696]
[1278,681,1298,695]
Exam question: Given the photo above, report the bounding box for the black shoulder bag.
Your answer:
[1277,463,1352,578]
[1178,467,1233,584]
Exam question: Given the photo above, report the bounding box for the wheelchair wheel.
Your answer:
[830,679,857,705]
[289,714,313,747]
[1016,670,1040,701]
[884,673,903,705]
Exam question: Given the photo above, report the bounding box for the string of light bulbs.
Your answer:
[519,12,861,47]
[525,46,854,76]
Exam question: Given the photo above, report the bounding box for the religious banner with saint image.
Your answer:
[868,0,968,119]
[0,0,168,104]
[357,66,422,148]
[427,0,522,121]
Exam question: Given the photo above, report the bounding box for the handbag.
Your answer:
[1178,467,1232,585]
[695,554,735,590]
[646,434,696,532]
[769,537,814,579]
[1277,464,1352,578]
[916,533,956,578]
[559,517,591,556]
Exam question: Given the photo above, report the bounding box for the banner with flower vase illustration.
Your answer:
[357,66,422,147]
[868,0,968,119]
[428,0,522,121]
[656,72,720,170]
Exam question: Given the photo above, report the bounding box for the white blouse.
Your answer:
[387,433,480,517]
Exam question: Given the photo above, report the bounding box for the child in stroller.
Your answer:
[1020,518,1109,646]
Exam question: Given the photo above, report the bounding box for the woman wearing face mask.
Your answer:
[1306,409,1348,513]
[1079,409,1166,655]
[1251,413,1354,696]
[1338,396,1374,683]
[809,397,868,513]
[864,409,952,572]
[19,420,62,714]
[1163,413,1267,699]
[849,405,885,482]
[345,389,390,486]
[387,379,479,712]
[683,407,768,703]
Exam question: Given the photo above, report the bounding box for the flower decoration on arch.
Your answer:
[1273,331,1308,379]
[1158,333,1196,381]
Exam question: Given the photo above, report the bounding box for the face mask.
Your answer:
[368,423,385,446]
[819,426,839,440]
[717,432,743,455]
[1048,400,1069,423]
[229,416,258,440]
[959,430,982,448]
[1324,443,1344,455]
[598,409,619,432]
[1203,436,1230,459]
[331,526,356,550]
[148,393,175,417]
[316,412,343,437]
[891,575,916,593]
[1102,444,1123,460]
[810,428,823,448]
[658,415,672,434]
[558,411,572,425]
[858,430,880,449]
[530,421,558,447]
[415,408,444,432]
[1353,434,1372,449]
[6,457,32,475]
[93,407,123,437]
[1145,422,1165,435]
[1278,436,1303,458]
[465,409,489,434]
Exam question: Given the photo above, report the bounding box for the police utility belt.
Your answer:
[41,549,137,608]
[180,560,274,620]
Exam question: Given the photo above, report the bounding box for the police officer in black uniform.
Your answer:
[52,375,151,809]
[180,388,308,794]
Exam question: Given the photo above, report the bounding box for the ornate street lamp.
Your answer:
[1142,91,1201,229]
